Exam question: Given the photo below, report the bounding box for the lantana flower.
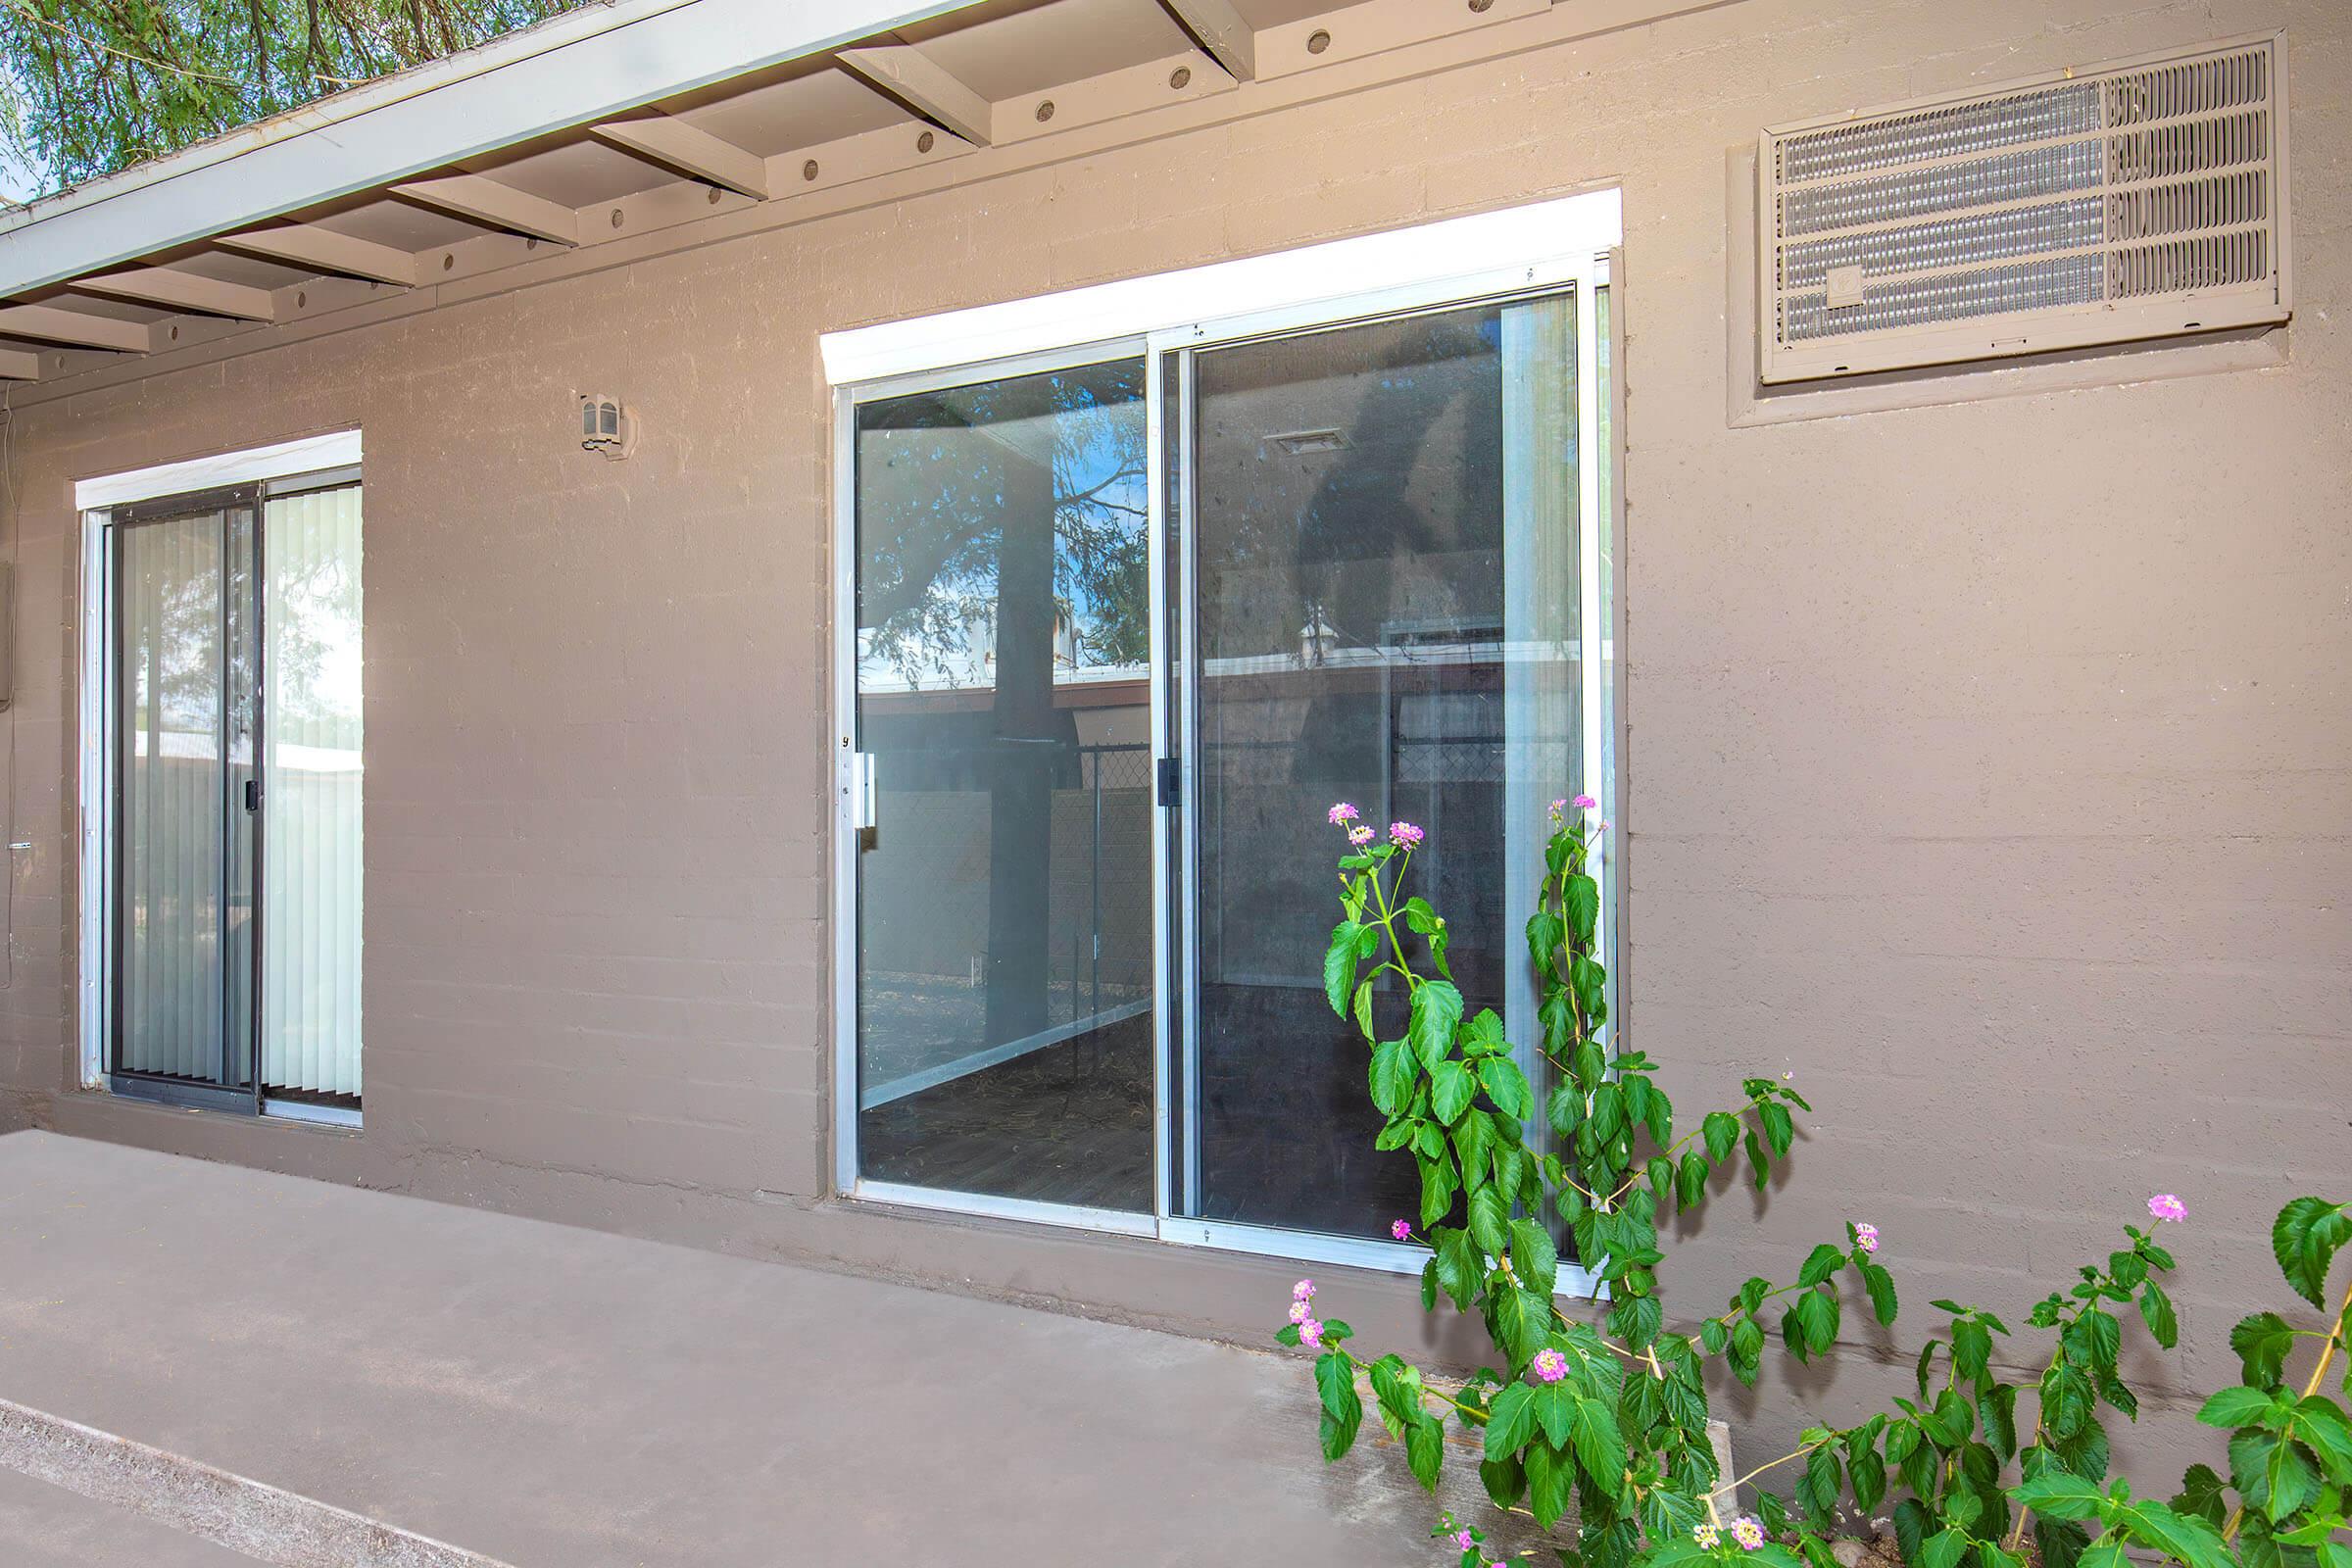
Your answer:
[1298,1317,1324,1348]
[1348,824,1375,846]
[1327,803,1358,825]
[1572,794,1598,810]
[1288,1299,1310,1324]
[1731,1517,1765,1550]
[1451,1529,1476,1550]
[2149,1193,2186,1223]
[1693,1525,1721,1549]
[1854,1222,1880,1253]
[1389,821,1425,848]
[1391,1219,1413,1242]
[1293,1278,1316,1301]
[1530,1348,1568,1384]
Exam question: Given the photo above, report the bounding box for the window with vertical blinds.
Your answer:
[262,484,364,1102]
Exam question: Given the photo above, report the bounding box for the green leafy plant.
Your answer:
[1279,805,2351,1568]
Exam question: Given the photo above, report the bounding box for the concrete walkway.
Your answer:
[0,1131,1453,1565]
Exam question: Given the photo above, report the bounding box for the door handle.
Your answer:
[243,778,262,813]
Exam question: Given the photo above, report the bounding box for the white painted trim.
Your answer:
[74,431,362,511]
[820,188,1625,384]
[75,513,111,1091]
[851,1180,1157,1239]
[262,1100,364,1129]
[0,0,981,298]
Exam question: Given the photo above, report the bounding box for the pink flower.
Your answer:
[1389,821,1425,848]
[1327,803,1358,825]
[1731,1517,1765,1551]
[1572,794,1598,810]
[1452,1529,1476,1550]
[1694,1525,1722,1548]
[1298,1317,1324,1348]
[1348,824,1374,845]
[1391,1218,1413,1242]
[2149,1194,2186,1223]
[1293,1278,1316,1301]
[1549,798,1569,820]
[1854,1223,1880,1253]
[1530,1348,1568,1384]
[1288,1299,1310,1324]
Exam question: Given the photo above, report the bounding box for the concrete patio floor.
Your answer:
[0,1129,1454,1565]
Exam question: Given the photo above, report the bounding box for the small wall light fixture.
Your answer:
[578,393,635,461]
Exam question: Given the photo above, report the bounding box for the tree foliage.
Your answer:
[0,0,590,194]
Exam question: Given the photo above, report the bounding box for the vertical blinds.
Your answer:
[261,485,365,1099]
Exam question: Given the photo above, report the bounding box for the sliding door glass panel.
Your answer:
[853,357,1153,1212]
[115,503,259,1092]
[1180,294,1585,1242]
[261,485,365,1104]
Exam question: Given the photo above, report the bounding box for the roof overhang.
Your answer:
[0,0,974,297]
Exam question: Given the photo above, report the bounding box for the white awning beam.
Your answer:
[78,268,277,321]
[592,115,769,199]
[216,225,420,287]
[393,175,582,246]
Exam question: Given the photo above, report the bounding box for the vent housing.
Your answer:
[1759,34,2290,384]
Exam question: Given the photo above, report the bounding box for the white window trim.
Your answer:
[77,436,364,1129]
[819,188,1623,385]
[74,429,362,512]
[828,195,1621,1290]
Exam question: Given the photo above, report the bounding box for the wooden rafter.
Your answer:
[837,45,995,148]
[216,225,419,287]
[392,175,581,246]
[0,305,153,353]
[1154,0,1255,81]
[78,269,276,321]
[592,116,768,200]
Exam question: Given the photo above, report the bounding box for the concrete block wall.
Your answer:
[0,0,2344,1500]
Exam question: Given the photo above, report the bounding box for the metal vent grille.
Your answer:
[1759,35,2290,383]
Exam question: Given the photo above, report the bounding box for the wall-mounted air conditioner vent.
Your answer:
[1759,34,2290,384]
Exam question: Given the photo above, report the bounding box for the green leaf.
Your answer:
[2232,1312,2297,1388]
[1432,1059,1476,1125]
[1479,1056,1534,1119]
[1368,1039,1415,1115]
[1678,1151,1710,1210]
[1435,1228,1482,1309]
[2292,1393,2352,1480]
[2275,1198,2352,1309]
[2198,1385,2277,1429]
[1526,1437,1574,1530]
[2138,1283,2179,1350]
[1420,1153,1457,1228]
[2011,1470,2109,1521]
[1409,981,1465,1073]
[1564,873,1599,945]
[1570,1395,1627,1487]
[1760,1100,1795,1157]
[2172,1463,2228,1528]
[1323,921,1363,1016]
[1479,1453,1525,1511]
[1468,1186,1509,1255]
[1982,1381,2020,1460]
[1485,1382,1538,1460]
[1799,1243,1846,1289]
[1350,978,1375,1041]
[1527,909,1565,980]
[1510,1218,1560,1299]
[1406,1414,1446,1492]
[1796,1287,1841,1354]
[1731,1317,1765,1386]
[1954,1319,1994,1382]
[1863,1260,1900,1325]
[1702,1110,1740,1163]
[2115,1499,2234,1568]
[1892,1498,1929,1566]
[1924,1530,1970,1568]
[1315,1352,1362,1460]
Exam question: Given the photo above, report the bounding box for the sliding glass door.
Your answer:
[108,477,365,1116]
[840,266,1612,1266]
[849,353,1155,1216]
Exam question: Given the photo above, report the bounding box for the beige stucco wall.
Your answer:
[1,0,2345,1494]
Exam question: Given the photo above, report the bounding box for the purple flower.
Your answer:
[1327,803,1359,825]
[1293,1278,1316,1301]
[1391,1219,1413,1242]
[1530,1348,1569,1384]
[1452,1529,1476,1550]
[1348,824,1375,845]
[1731,1518,1765,1551]
[1549,798,1569,820]
[2149,1193,2186,1223]
[1572,794,1598,811]
[1389,821,1425,848]
[1694,1525,1721,1548]
[1298,1317,1324,1348]
[1854,1223,1880,1253]
[1288,1299,1310,1324]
